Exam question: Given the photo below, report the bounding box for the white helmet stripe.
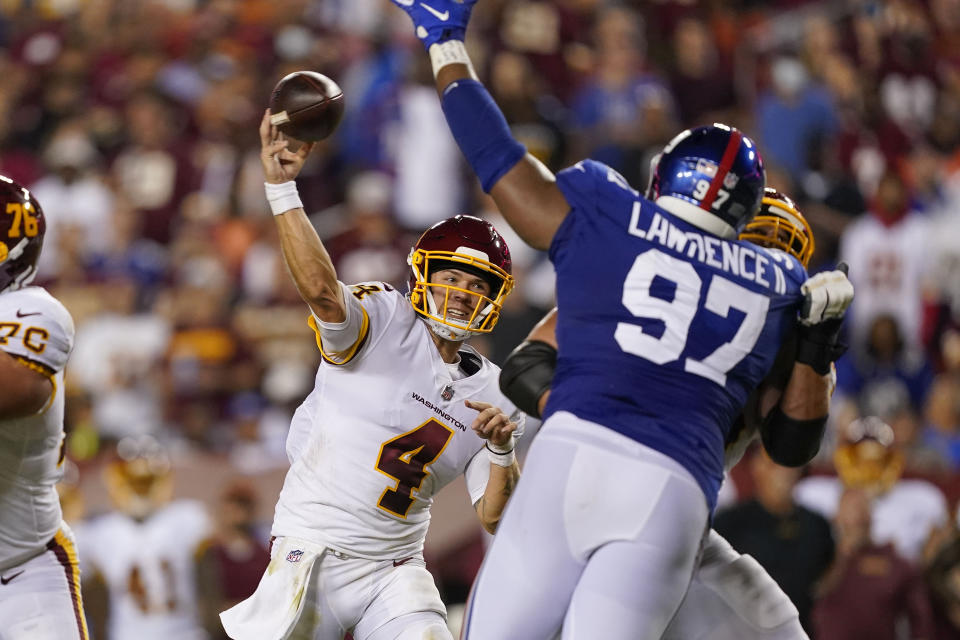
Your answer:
[765,204,804,230]
[454,246,490,262]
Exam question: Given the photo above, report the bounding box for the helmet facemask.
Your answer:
[644,152,662,200]
[833,416,904,496]
[739,189,815,267]
[1,238,39,293]
[104,436,173,520]
[408,248,514,342]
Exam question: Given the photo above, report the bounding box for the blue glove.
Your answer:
[391,0,478,50]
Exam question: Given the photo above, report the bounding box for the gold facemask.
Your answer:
[408,249,514,340]
[740,192,815,267]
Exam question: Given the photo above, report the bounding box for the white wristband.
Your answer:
[486,437,516,467]
[429,40,471,78]
[264,181,303,216]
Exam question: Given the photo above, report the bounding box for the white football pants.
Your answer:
[663,529,808,640]
[0,525,89,640]
[222,536,452,640]
[462,411,709,640]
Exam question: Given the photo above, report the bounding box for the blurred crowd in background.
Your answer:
[3,0,960,637]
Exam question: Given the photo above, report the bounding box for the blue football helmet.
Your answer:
[646,124,765,234]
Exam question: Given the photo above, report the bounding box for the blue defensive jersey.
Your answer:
[546,160,807,512]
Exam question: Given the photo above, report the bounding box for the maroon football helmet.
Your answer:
[0,175,45,293]
[407,215,514,341]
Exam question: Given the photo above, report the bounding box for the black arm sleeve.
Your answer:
[795,318,847,375]
[499,340,557,419]
[760,406,827,467]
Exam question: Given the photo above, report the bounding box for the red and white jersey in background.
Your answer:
[839,211,931,347]
[273,282,523,561]
[0,286,75,572]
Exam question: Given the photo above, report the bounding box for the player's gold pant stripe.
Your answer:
[308,307,371,365]
[46,529,90,640]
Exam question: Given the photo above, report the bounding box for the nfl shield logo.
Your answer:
[286,549,304,563]
[441,386,454,401]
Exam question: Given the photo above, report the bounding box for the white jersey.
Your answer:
[272,282,523,560]
[794,476,947,563]
[77,500,212,640]
[0,286,75,572]
[839,211,931,347]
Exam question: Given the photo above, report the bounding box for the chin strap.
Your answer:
[426,316,471,342]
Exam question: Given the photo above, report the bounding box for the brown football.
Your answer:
[268,71,345,142]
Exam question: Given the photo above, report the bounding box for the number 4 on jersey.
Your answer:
[375,419,454,518]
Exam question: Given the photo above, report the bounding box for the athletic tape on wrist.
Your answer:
[264,181,303,216]
[486,436,516,467]
[429,40,471,77]
[486,441,516,467]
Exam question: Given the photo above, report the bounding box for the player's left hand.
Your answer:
[799,262,854,326]
[390,0,478,50]
[259,109,315,184]
[465,399,516,448]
